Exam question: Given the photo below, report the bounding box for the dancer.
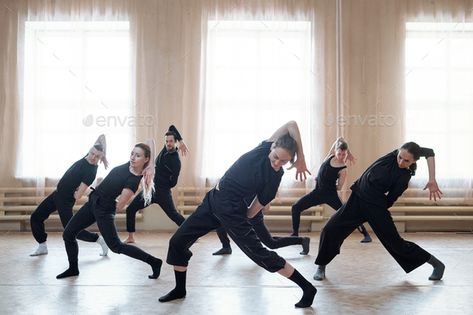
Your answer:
[124,125,188,243]
[313,142,445,281]
[30,135,109,256]
[291,137,371,242]
[159,121,317,308]
[212,208,310,256]
[56,141,162,279]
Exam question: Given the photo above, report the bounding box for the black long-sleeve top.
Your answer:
[351,148,434,208]
[218,141,283,207]
[153,125,183,190]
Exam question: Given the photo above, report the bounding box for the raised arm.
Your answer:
[268,120,310,181]
[326,137,356,165]
[94,134,109,169]
[169,125,189,157]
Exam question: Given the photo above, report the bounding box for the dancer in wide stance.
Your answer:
[291,137,371,242]
[159,121,317,308]
[313,142,445,282]
[30,135,109,256]
[57,141,162,279]
[125,125,188,243]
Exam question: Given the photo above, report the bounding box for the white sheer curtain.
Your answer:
[19,20,132,179]
[402,1,473,201]
[202,20,312,181]
[197,0,333,187]
[1,0,132,189]
[405,22,473,193]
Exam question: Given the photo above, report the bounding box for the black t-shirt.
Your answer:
[316,155,346,191]
[95,162,142,201]
[218,141,283,206]
[351,148,435,208]
[56,158,98,198]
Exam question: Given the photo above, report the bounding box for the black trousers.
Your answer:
[30,191,98,244]
[291,187,369,236]
[216,214,303,249]
[126,189,185,232]
[291,187,342,234]
[315,193,431,273]
[167,189,286,272]
[63,193,153,266]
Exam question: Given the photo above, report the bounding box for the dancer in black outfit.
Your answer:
[313,142,445,281]
[291,138,371,242]
[124,125,188,243]
[159,121,317,308]
[212,209,310,256]
[30,135,109,256]
[56,141,162,279]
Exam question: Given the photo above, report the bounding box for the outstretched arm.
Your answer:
[268,121,310,181]
[94,134,109,169]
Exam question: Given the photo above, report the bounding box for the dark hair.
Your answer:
[335,139,348,151]
[134,143,151,168]
[165,131,177,141]
[400,142,421,161]
[93,144,104,152]
[274,133,297,163]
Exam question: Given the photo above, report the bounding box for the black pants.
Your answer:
[315,193,431,273]
[216,213,303,249]
[63,193,154,266]
[291,187,369,236]
[30,191,98,244]
[167,189,286,272]
[291,187,342,234]
[126,189,185,232]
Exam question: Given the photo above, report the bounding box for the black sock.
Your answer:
[427,255,445,280]
[159,270,187,302]
[288,269,317,308]
[56,263,79,279]
[146,256,163,279]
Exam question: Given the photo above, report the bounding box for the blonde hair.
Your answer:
[134,143,154,206]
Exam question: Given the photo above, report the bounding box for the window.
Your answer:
[19,21,132,178]
[203,20,312,179]
[405,22,473,182]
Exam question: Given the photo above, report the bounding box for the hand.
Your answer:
[423,180,443,201]
[288,156,311,181]
[178,141,189,157]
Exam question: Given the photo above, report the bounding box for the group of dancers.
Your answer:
[28,121,445,308]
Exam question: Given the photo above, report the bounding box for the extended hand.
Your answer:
[288,157,311,181]
[423,180,443,201]
[178,141,189,157]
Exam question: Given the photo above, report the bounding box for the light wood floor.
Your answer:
[1,230,471,314]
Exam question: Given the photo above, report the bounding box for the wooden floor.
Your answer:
[1,230,472,314]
